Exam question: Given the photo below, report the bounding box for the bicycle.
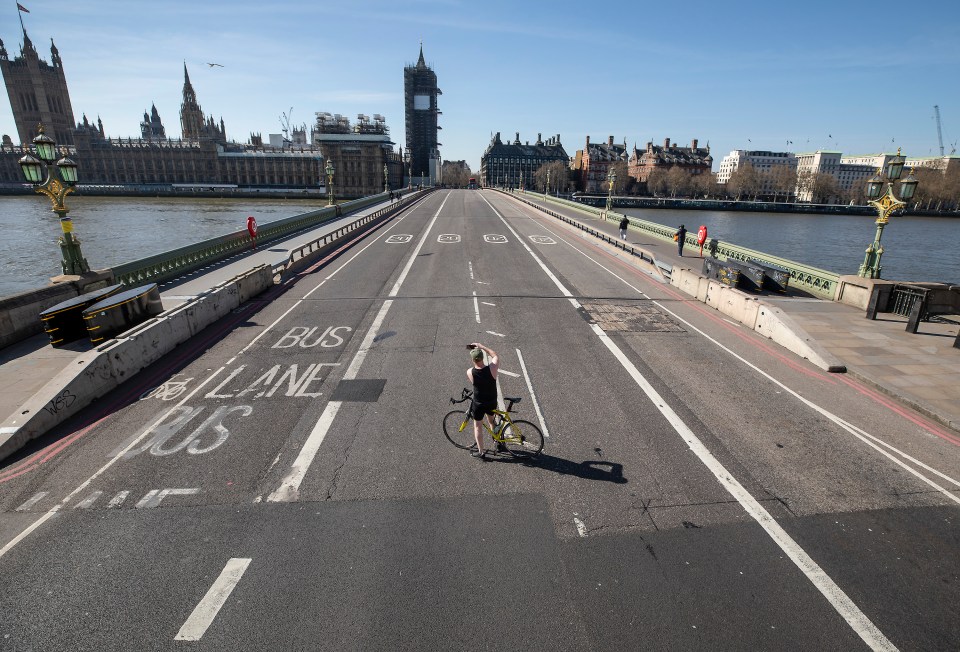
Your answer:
[443,388,544,458]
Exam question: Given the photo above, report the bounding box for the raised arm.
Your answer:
[470,343,499,378]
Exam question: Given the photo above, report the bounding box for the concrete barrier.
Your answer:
[754,304,846,372]
[0,264,273,462]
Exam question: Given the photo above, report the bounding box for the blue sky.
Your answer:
[2,0,959,172]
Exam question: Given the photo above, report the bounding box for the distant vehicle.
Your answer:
[468,177,477,189]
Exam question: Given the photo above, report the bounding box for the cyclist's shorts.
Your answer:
[470,400,497,421]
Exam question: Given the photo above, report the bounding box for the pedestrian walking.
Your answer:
[674,224,687,256]
[619,216,629,241]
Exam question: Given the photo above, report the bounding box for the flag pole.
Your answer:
[17,3,26,36]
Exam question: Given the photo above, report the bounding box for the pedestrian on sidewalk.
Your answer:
[674,224,687,256]
[619,216,629,241]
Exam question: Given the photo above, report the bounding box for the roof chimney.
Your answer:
[586,135,590,146]
[664,137,671,148]
[691,139,698,149]
[608,135,614,147]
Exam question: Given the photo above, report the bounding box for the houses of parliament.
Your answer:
[0,28,442,196]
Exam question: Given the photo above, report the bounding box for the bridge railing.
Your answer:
[272,190,429,281]
[515,191,840,300]
[111,190,410,287]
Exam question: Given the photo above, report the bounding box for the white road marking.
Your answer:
[135,488,200,509]
[0,369,226,561]
[269,192,452,502]
[485,330,505,337]
[541,218,960,502]
[108,491,130,508]
[516,349,550,438]
[573,515,587,537]
[484,192,898,652]
[236,205,418,357]
[175,558,252,641]
[473,292,481,324]
[15,492,47,512]
[497,369,520,378]
[75,491,103,509]
[481,301,496,306]
[468,261,474,279]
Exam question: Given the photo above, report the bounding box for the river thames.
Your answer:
[0,195,957,297]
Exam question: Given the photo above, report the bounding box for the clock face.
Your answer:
[414,95,430,110]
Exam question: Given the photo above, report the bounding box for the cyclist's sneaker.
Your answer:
[471,450,487,460]
[495,442,508,453]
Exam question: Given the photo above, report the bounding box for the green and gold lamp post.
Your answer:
[546,168,551,196]
[19,124,89,275]
[325,159,335,206]
[857,149,918,278]
[605,167,617,213]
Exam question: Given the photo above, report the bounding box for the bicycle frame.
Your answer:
[450,390,519,443]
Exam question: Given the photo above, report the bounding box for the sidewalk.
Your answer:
[515,194,960,432]
[0,195,407,428]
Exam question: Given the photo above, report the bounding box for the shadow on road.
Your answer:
[491,451,627,484]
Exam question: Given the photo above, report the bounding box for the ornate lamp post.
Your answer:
[19,124,89,275]
[383,162,389,193]
[546,168,551,196]
[605,167,617,212]
[857,149,918,278]
[325,159,335,206]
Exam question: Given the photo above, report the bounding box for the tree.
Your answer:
[769,165,797,202]
[534,160,570,194]
[665,167,692,197]
[691,172,718,199]
[646,168,668,196]
[727,162,761,200]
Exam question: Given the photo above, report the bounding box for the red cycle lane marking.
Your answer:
[522,207,960,444]
[835,374,960,447]
[0,205,417,483]
[526,210,835,383]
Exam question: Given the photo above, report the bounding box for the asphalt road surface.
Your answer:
[0,190,957,651]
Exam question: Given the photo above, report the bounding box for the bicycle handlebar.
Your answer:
[450,388,473,404]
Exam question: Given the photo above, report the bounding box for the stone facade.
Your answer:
[0,30,76,146]
[628,138,712,183]
[479,132,568,189]
[574,135,627,193]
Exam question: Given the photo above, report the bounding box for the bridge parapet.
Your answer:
[530,192,840,300]
[111,191,405,287]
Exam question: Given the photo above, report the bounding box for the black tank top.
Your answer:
[472,365,497,404]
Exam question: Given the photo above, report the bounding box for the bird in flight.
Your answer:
[207,62,224,67]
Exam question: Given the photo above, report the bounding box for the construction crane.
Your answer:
[279,107,293,143]
[934,105,945,156]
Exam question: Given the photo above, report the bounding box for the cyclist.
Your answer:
[466,342,501,459]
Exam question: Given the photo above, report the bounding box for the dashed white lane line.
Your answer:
[175,558,252,641]
[482,192,897,652]
[536,214,960,504]
[269,192,451,502]
[481,301,496,306]
[0,368,226,561]
[468,261,475,280]
[497,369,520,378]
[473,291,481,324]
[485,330,505,337]
[516,348,550,438]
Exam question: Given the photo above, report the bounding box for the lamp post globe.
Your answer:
[857,149,918,279]
[325,160,335,206]
[19,123,90,276]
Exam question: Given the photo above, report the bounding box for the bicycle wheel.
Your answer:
[443,409,474,449]
[500,419,544,458]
